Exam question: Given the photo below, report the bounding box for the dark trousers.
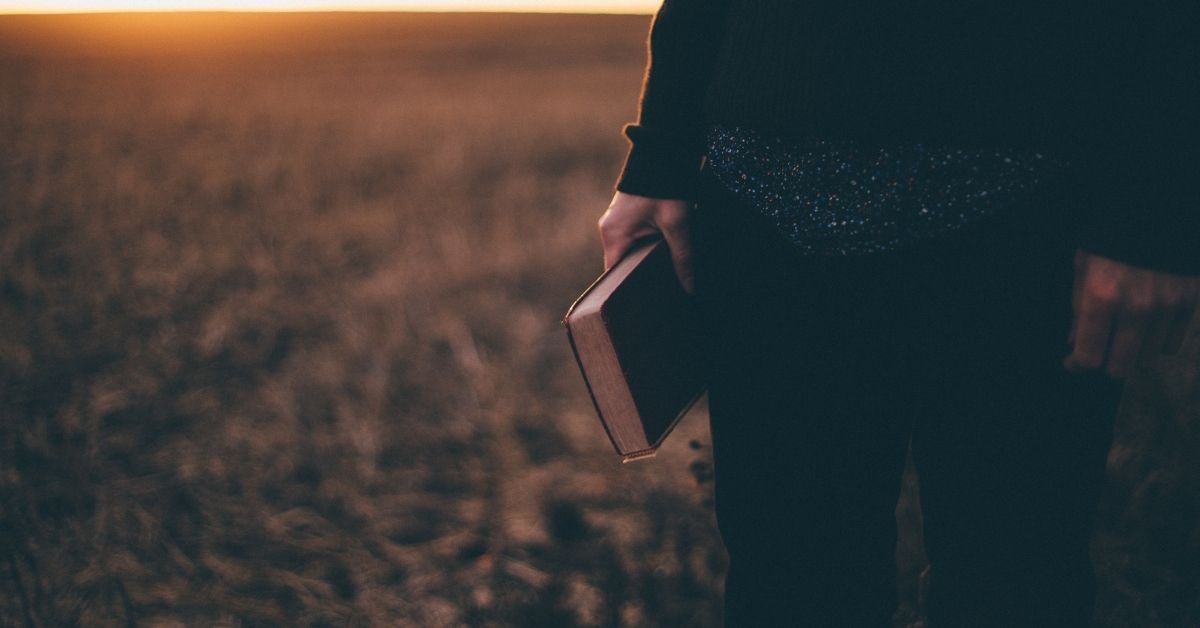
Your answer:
[692,164,1125,627]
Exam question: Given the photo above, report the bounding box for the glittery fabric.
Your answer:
[704,124,1071,256]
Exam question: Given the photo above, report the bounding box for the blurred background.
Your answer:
[0,9,1197,627]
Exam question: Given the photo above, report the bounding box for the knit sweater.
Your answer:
[703,124,1068,256]
[615,0,1200,274]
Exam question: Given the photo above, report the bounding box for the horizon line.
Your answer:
[0,2,656,14]
[0,11,653,14]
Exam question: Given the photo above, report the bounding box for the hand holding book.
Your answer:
[563,236,708,462]
[597,191,696,294]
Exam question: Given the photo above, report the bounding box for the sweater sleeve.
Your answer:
[1071,10,1200,275]
[614,0,731,201]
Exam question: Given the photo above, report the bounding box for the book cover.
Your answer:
[563,236,708,462]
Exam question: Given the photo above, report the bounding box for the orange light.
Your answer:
[0,0,657,12]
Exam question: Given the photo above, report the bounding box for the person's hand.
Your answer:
[1063,249,1200,378]
[597,191,695,294]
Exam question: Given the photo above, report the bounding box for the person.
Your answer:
[596,1,1200,626]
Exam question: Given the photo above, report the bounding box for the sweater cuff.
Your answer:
[614,123,705,201]
[1074,209,1200,276]
[1067,166,1200,275]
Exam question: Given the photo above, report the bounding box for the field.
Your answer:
[1,12,1198,627]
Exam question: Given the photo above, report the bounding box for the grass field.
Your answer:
[1,12,1198,627]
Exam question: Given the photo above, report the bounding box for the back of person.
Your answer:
[615,0,1199,274]
[596,2,1200,625]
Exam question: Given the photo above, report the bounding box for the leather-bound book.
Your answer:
[563,236,708,462]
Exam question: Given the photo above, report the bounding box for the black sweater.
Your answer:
[615,0,1199,274]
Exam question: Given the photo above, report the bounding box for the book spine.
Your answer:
[563,320,633,460]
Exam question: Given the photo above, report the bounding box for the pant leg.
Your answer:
[693,166,923,627]
[905,180,1125,627]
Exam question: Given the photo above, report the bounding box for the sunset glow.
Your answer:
[1,0,657,12]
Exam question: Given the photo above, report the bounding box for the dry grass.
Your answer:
[0,12,1196,627]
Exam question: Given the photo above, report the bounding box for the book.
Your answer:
[562,236,708,463]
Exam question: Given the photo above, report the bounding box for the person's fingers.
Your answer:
[1062,285,1117,373]
[1143,306,1173,356]
[657,208,695,294]
[1103,277,1156,377]
[1104,309,1151,378]
[1062,252,1199,368]
[1162,304,1195,355]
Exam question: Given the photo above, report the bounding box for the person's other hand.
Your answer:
[597,191,695,294]
[1063,249,1200,378]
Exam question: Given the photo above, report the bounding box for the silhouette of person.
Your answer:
[597,2,1200,625]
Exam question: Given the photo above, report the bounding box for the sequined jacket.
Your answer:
[615,0,1200,274]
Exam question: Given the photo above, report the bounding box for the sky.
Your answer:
[0,0,658,12]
